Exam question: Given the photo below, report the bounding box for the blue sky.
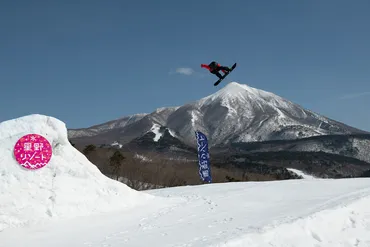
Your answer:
[1,0,370,131]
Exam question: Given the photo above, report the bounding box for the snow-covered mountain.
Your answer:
[215,134,370,164]
[69,82,367,147]
[68,113,147,139]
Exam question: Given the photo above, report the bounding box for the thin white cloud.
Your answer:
[340,91,370,100]
[170,67,194,76]
[176,67,194,75]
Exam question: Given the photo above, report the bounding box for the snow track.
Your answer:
[2,178,370,247]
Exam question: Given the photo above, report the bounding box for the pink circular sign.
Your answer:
[13,134,52,170]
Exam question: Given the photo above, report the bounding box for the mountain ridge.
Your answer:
[68,81,368,147]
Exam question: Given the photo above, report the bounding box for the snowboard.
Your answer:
[214,63,237,86]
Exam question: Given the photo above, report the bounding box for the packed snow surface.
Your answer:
[1,178,370,247]
[0,114,153,231]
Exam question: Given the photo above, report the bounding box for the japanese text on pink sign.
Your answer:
[13,134,52,170]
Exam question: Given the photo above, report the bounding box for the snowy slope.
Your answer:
[68,113,147,138]
[69,82,367,147]
[353,138,370,162]
[0,114,153,231]
[287,168,317,179]
[228,134,370,163]
[69,107,180,146]
[150,124,163,141]
[1,178,370,247]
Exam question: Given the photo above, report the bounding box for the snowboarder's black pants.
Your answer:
[211,66,231,79]
[211,71,223,79]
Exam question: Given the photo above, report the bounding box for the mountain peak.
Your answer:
[224,81,244,89]
[221,81,277,98]
[198,81,279,107]
[222,81,261,96]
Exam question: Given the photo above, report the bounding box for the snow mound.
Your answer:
[0,114,153,231]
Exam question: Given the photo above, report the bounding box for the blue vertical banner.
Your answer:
[195,131,212,183]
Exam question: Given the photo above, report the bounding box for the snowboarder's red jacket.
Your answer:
[201,63,226,73]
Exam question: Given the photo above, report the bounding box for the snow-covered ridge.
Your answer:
[69,82,368,147]
[0,114,153,231]
[287,168,317,179]
[155,106,181,113]
[68,113,148,138]
[168,129,176,137]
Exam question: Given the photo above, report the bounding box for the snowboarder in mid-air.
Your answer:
[201,61,237,86]
[201,61,232,79]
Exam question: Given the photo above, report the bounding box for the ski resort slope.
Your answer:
[1,114,370,247]
[1,178,370,247]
